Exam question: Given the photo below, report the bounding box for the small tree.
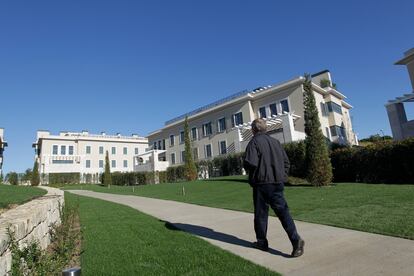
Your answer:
[184,117,197,181]
[7,172,18,185]
[303,74,333,186]
[0,172,3,184]
[103,151,112,186]
[31,160,40,186]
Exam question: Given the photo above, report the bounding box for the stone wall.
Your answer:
[0,187,64,275]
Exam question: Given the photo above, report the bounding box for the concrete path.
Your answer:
[68,190,414,276]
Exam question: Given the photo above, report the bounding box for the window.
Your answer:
[123,160,128,168]
[111,147,116,155]
[219,141,227,155]
[60,145,66,155]
[111,160,116,168]
[191,127,198,141]
[52,145,58,155]
[170,135,175,146]
[269,103,278,116]
[162,139,166,150]
[259,106,267,118]
[180,131,185,143]
[99,146,104,154]
[69,146,74,155]
[202,122,212,136]
[181,151,186,163]
[330,125,346,138]
[326,102,342,114]
[217,117,226,132]
[157,140,161,150]
[99,160,104,168]
[320,102,329,117]
[281,99,290,113]
[86,146,91,154]
[205,144,212,158]
[123,147,127,155]
[232,112,243,127]
[86,160,91,168]
[135,147,139,155]
[153,141,157,149]
[52,159,73,164]
[171,153,176,165]
[193,148,198,161]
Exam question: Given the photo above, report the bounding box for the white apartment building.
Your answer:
[32,130,148,184]
[142,71,357,171]
[0,128,7,177]
[386,48,414,140]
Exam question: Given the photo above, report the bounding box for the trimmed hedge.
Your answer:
[331,138,414,184]
[283,141,306,178]
[110,171,168,186]
[49,173,80,185]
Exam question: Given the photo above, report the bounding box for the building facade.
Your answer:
[143,71,357,171]
[386,48,414,140]
[32,130,148,184]
[0,128,7,177]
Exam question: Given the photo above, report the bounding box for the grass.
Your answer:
[62,176,414,240]
[65,192,278,275]
[0,185,47,211]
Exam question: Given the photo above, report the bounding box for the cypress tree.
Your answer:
[31,160,40,186]
[184,117,197,181]
[103,151,112,186]
[303,74,333,186]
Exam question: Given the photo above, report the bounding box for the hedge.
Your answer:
[110,171,168,186]
[48,173,80,185]
[283,141,306,178]
[330,138,414,184]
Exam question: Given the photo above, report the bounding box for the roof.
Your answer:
[395,48,414,65]
[163,76,305,127]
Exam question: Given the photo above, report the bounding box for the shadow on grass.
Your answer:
[203,177,249,184]
[164,221,291,258]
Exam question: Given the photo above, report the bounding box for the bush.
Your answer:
[111,172,156,186]
[330,138,414,184]
[48,173,80,185]
[283,141,306,178]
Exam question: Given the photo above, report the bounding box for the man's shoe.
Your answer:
[252,241,269,252]
[291,239,305,257]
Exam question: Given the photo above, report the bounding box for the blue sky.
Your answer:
[0,0,413,174]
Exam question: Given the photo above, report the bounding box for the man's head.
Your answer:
[251,118,267,135]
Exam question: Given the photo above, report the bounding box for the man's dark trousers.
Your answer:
[253,183,300,246]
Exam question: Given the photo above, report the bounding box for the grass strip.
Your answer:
[66,192,278,275]
[63,176,414,240]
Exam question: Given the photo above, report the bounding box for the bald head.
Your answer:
[251,118,267,135]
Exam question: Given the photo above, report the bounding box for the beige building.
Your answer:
[386,48,414,140]
[32,130,148,184]
[143,71,357,171]
[0,128,7,177]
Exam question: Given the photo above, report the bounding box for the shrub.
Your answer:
[330,138,414,184]
[283,141,306,178]
[49,173,80,185]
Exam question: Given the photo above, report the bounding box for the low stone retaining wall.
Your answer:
[0,187,64,275]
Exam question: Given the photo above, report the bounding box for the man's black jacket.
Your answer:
[243,133,290,186]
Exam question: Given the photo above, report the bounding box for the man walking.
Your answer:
[243,118,304,257]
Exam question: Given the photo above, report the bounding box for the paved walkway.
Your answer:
[68,190,414,276]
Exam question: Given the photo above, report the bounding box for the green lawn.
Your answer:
[0,185,47,210]
[63,176,414,240]
[65,192,277,275]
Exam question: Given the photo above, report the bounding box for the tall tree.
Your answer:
[184,117,197,181]
[303,74,333,186]
[103,151,112,186]
[7,172,18,185]
[31,160,40,186]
